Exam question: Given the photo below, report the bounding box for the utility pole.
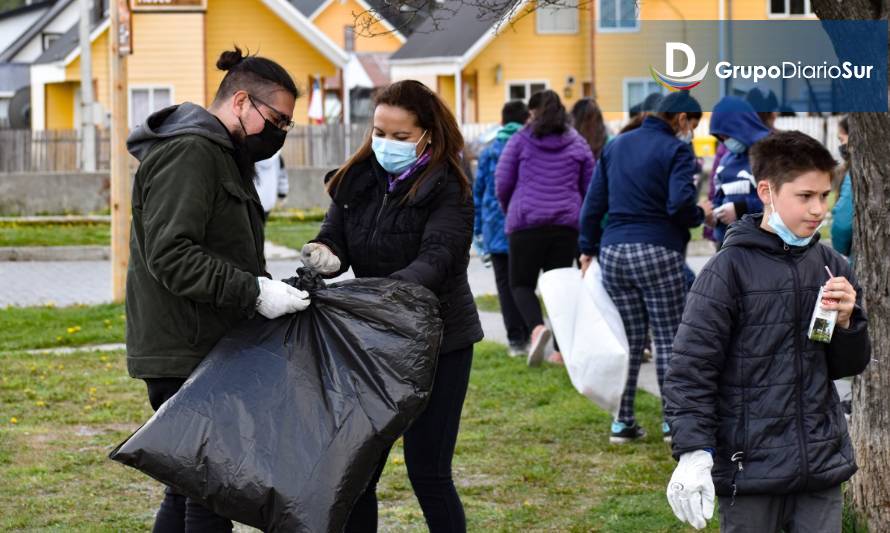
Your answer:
[110,0,131,302]
[78,0,96,171]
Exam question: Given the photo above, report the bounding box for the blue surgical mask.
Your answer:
[372,131,427,175]
[724,137,747,154]
[766,183,823,247]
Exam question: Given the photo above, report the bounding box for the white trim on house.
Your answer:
[60,17,110,66]
[29,61,67,130]
[257,0,349,67]
[390,60,461,79]
[309,0,407,43]
[457,0,529,69]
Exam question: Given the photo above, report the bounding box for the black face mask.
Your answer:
[839,143,850,161]
[239,116,287,163]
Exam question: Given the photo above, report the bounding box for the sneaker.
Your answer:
[662,422,672,443]
[527,325,552,367]
[610,421,647,444]
[507,342,528,358]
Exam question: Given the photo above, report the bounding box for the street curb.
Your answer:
[0,215,111,224]
[0,246,110,262]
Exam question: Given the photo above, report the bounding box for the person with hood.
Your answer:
[708,96,771,246]
[474,100,531,356]
[578,91,711,444]
[300,80,484,533]
[495,89,595,367]
[663,131,870,532]
[125,47,310,531]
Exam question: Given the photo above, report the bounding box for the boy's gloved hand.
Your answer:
[256,277,310,319]
[666,450,715,530]
[301,243,341,274]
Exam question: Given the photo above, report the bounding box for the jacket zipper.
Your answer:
[785,244,810,490]
[370,192,389,245]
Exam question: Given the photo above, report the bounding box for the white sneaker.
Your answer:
[527,325,551,367]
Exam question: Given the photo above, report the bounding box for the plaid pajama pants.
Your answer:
[599,243,688,425]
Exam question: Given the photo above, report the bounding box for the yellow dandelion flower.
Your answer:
[35,401,46,407]
[104,363,112,370]
[10,417,18,424]
[89,387,97,395]
[391,455,405,465]
[83,405,93,411]
[57,364,64,370]
[99,355,109,362]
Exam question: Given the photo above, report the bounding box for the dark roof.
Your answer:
[0,0,74,61]
[287,0,425,37]
[34,15,105,64]
[0,62,30,93]
[0,0,53,21]
[390,1,509,60]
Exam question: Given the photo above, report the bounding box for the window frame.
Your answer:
[536,0,580,35]
[505,80,551,104]
[767,0,814,18]
[596,0,640,33]
[622,77,666,116]
[128,85,175,129]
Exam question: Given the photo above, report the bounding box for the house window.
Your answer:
[344,26,355,52]
[41,33,62,51]
[598,0,638,32]
[537,0,579,34]
[129,87,173,128]
[623,79,666,114]
[508,81,548,102]
[770,0,812,16]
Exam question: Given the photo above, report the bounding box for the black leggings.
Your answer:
[345,345,474,533]
[508,225,578,330]
[144,378,234,533]
[491,253,529,346]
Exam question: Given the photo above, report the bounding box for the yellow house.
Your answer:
[291,0,406,53]
[593,0,818,121]
[30,0,350,131]
[389,0,595,125]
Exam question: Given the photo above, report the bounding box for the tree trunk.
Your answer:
[810,1,890,529]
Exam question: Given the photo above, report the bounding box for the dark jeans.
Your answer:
[508,225,578,331]
[717,485,842,533]
[490,253,529,346]
[144,378,234,533]
[344,345,474,533]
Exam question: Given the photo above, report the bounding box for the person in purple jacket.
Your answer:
[496,89,595,367]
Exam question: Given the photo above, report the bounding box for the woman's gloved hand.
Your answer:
[300,243,341,275]
[255,277,310,319]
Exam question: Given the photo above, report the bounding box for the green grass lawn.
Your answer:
[0,302,706,532]
[0,222,111,247]
[0,220,322,250]
[0,304,859,531]
[263,219,322,251]
[0,303,125,352]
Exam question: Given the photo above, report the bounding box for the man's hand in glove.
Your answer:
[301,243,341,275]
[256,277,310,319]
[666,450,715,530]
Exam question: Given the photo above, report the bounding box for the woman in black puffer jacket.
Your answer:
[302,80,483,533]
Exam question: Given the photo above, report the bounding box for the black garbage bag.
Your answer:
[110,271,442,532]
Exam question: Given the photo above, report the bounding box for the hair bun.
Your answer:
[216,46,245,71]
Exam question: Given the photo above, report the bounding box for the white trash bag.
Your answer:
[539,264,629,416]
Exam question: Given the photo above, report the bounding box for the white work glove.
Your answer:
[301,243,341,275]
[666,450,715,530]
[255,277,310,319]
